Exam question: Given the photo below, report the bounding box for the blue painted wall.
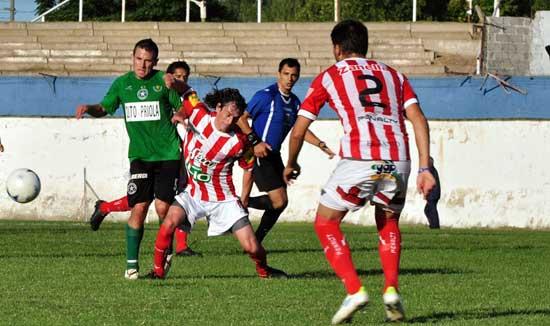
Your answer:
[1,75,548,119]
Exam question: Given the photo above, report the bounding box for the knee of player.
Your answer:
[271,198,288,211]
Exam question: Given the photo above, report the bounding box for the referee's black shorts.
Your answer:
[253,151,286,192]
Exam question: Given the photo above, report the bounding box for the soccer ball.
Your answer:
[6,168,41,203]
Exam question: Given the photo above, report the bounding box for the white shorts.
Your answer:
[320,159,411,213]
[175,191,248,236]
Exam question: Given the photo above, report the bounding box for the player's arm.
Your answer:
[75,104,107,119]
[284,115,313,184]
[236,111,271,158]
[164,73,190,95]
[405,103,436,198]
[240,169,254,208]
[304,129,335,159]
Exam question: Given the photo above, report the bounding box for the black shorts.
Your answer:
[253,151,285,192]
[127,159,180,207]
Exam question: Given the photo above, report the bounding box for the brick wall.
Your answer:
[483,16,531,75]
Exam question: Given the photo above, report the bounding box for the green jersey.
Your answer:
[100,70,182,162]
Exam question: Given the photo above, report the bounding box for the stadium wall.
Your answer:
[1,76,549,229]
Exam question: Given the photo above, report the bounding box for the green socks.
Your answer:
[126,224,144,270]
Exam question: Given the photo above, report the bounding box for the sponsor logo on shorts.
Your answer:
[127,182,138,195]
[370,161,398,181]
[137,87,148,100]
[130,173,148,179]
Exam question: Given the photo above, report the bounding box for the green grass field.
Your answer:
[1,220,549,325]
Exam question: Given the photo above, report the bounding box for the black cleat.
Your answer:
[90,200,107,231]
[143,270,165,280]
[176,247,202,257]
[262,266,289,279]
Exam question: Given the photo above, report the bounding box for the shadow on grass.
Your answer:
[408,307,550,323]
[0,252,123,259]
[291,267,468,279]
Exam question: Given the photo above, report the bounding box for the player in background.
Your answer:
[424,157,441,229]
[75,39,188,280]
[237,58,335,245]
[282,20,435,324]
[0,136,4,152]
[88,60,200,257]
[148,88,286,279]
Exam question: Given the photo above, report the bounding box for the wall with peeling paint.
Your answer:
[1,118,548,229]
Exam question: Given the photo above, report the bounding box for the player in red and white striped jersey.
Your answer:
[283,20,436,323]
[149,88,286,279]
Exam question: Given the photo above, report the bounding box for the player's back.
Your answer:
[301,58,419,162]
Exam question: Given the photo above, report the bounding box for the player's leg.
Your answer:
[376,208,405,322]
[231,219,287,279]
[249,152,287,243]
[90,195,130,231]
[124,160,154,280]
[151,203,188,278]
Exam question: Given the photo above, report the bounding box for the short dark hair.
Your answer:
[133,38,159,60]
[278,58,301,74]
[330,20,368,56]
[166,60,191,75]
[204,88,246,115]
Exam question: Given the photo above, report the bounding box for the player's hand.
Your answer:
[0,143,4,152]
[171,110,186,124]
[417,171,436,199]
[75,104,88,119]
[164,73,176,89]
[253,142,271,158]
[320,142,336,159]
[283,164,301,185]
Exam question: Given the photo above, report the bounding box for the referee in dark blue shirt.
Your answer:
[238,58,335,244]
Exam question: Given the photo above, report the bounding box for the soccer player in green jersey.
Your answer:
[75,39,188,280]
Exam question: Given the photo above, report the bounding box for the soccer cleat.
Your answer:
[258,266,288,279]
[176,247,202,257]
[164,253,173,277]
[143,270,165,280]
[124,268,139,280]
[383,286,405,322]
[90,200,107,231]
[331,287,369,324]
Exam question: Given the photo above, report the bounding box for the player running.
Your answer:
[148,88,287,279]
[282,20,435,323]
[88,60,200,257]
[237,58,335,245]
[75,39,189,280]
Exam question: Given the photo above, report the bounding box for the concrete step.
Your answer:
[2,42,42,50]
[245,51,308,59]
[413,31,473,40]
[37,36,104,43]
[104,35,169,44]
[236,44,301,52]
[234,37,297,46]
[28,29,94,36]
[0,29,28,36]
[158,22,224,30]
[222,22,287,31]
[159,30,225,37]
[225,30,288,37]
[42,43,108,50]
[194,64,260,76]
[182,51,246,58]
[0,56,47,64]
[27,22,93,30]
[92,29,160,36]
[0,35,37,42]
[107,42,174,51]
[398,65,446,76]
[170,36,234,45]
[371,50,435,60]
[172,44,237,52]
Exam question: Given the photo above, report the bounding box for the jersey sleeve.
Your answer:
[99,78,122,115]
[402,76,419,109]
[238,144,255,171]
[299,73,329,121]
[246,90,271,119]
[182,94,209,126]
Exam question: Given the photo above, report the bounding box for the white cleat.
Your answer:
[383,286,405,322]
[164,253,173,277]
[331,287,369,324]
[124,268,139,280]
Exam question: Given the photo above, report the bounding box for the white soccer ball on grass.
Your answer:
[6,168,41,203]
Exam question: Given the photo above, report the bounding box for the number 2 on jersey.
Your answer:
[357,75,386,110]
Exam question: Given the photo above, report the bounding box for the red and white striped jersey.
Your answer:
[299,58,419,161]
[181,98,252,202]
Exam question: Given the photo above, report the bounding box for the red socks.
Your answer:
[175,228,189,253]
[249,246,269,277]
[314,214,362,294]
[99,196,130,214]
[376,214,401,292]
[153,225,173,277]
